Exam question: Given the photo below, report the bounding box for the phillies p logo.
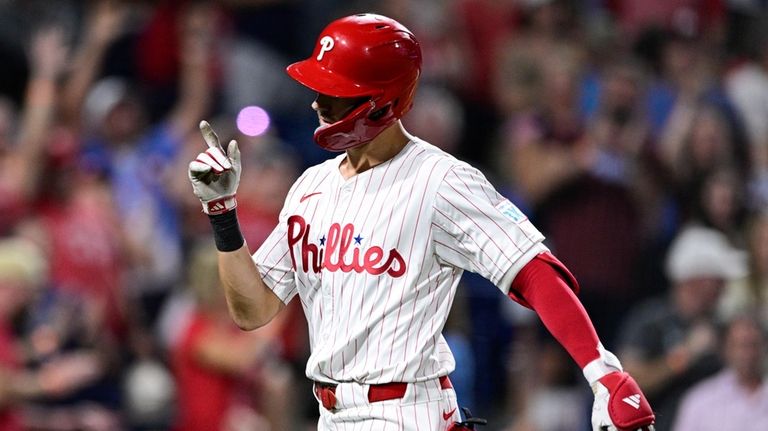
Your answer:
[316,36,335,61]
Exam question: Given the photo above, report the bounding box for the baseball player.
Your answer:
[188,13,656,431]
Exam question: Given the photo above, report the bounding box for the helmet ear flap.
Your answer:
[368,96,401,121]
[369,105,390,121]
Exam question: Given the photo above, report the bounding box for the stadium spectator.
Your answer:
[0,237,48,431]
[171,242,293,431]
[64,0,215,328]
[504,336,588,431]
[503,49,652,346]
[725,15,768,207]
[0,236,117,431]
[0,1,767,429]
[719,212,768,324]
[0,25,67,234]
[672,314,768,431]
[618,224,748,430]
[658,99,749,234]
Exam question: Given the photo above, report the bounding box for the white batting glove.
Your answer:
[584,345,655,431]
[188,121,241,215]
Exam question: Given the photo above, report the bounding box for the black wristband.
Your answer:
[208,210,245,252]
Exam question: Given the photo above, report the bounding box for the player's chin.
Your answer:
[315,117,336,133]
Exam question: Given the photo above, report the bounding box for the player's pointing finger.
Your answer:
[199,120,222,150]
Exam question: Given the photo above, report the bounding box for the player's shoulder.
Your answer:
[410,137,456,162]
[410,138,489,185]
[409,137,474,174]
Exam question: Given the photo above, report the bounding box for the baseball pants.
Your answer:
[314,377,461,430]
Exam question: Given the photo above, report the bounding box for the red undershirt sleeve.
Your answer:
[509,252,600,368]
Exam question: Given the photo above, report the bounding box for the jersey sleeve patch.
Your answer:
[495,199,528,223]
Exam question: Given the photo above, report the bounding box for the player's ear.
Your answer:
[368,105,389,121]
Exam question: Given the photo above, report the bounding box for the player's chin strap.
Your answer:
[585,344,656,431]
[447,407,487,431]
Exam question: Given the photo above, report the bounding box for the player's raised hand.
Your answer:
[188,120,241,215]
[591,371,655,431]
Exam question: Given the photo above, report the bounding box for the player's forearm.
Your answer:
[206,209,284,329]
[218,244,285,330]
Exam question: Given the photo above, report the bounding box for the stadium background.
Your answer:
[0,0,766,430]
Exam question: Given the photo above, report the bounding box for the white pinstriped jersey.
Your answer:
[253,138,548,384]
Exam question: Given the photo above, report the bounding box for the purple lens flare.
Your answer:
[236,106,270,137]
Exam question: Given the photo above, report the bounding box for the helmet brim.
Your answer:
[286,60,380,98]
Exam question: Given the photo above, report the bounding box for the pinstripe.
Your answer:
[339,177,360,376]
[306,167,333,197]
[360,150,407,374]
[353,153,393,372]
[385,150,429,368]
[442,179,523,256]
[432,206,509,273]
[445,168,524,253]
[458,165,537,244]
[346,169,374,331]
[327,175,346,372]
[370,146,421,376]
[261,246,291,279]
[398,160,439,370]
[413,403,421,431]
[365,405,375,431]
[459,165,496,202]
[258,230,288,271]
[414,261,447,377]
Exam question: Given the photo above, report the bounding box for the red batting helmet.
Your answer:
[286,13,422,151]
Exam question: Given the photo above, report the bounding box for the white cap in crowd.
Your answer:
[83,76,129,131]
[666,225,748,283]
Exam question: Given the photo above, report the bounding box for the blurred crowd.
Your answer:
[0,0,767,430]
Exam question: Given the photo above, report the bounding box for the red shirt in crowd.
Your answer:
[171,312,238,431]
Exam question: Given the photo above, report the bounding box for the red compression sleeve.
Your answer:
[510,252,600,368]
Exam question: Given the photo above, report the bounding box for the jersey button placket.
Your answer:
[320,182,344,341]
[331,184,353,307]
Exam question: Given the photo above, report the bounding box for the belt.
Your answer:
[314,376,453,411]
